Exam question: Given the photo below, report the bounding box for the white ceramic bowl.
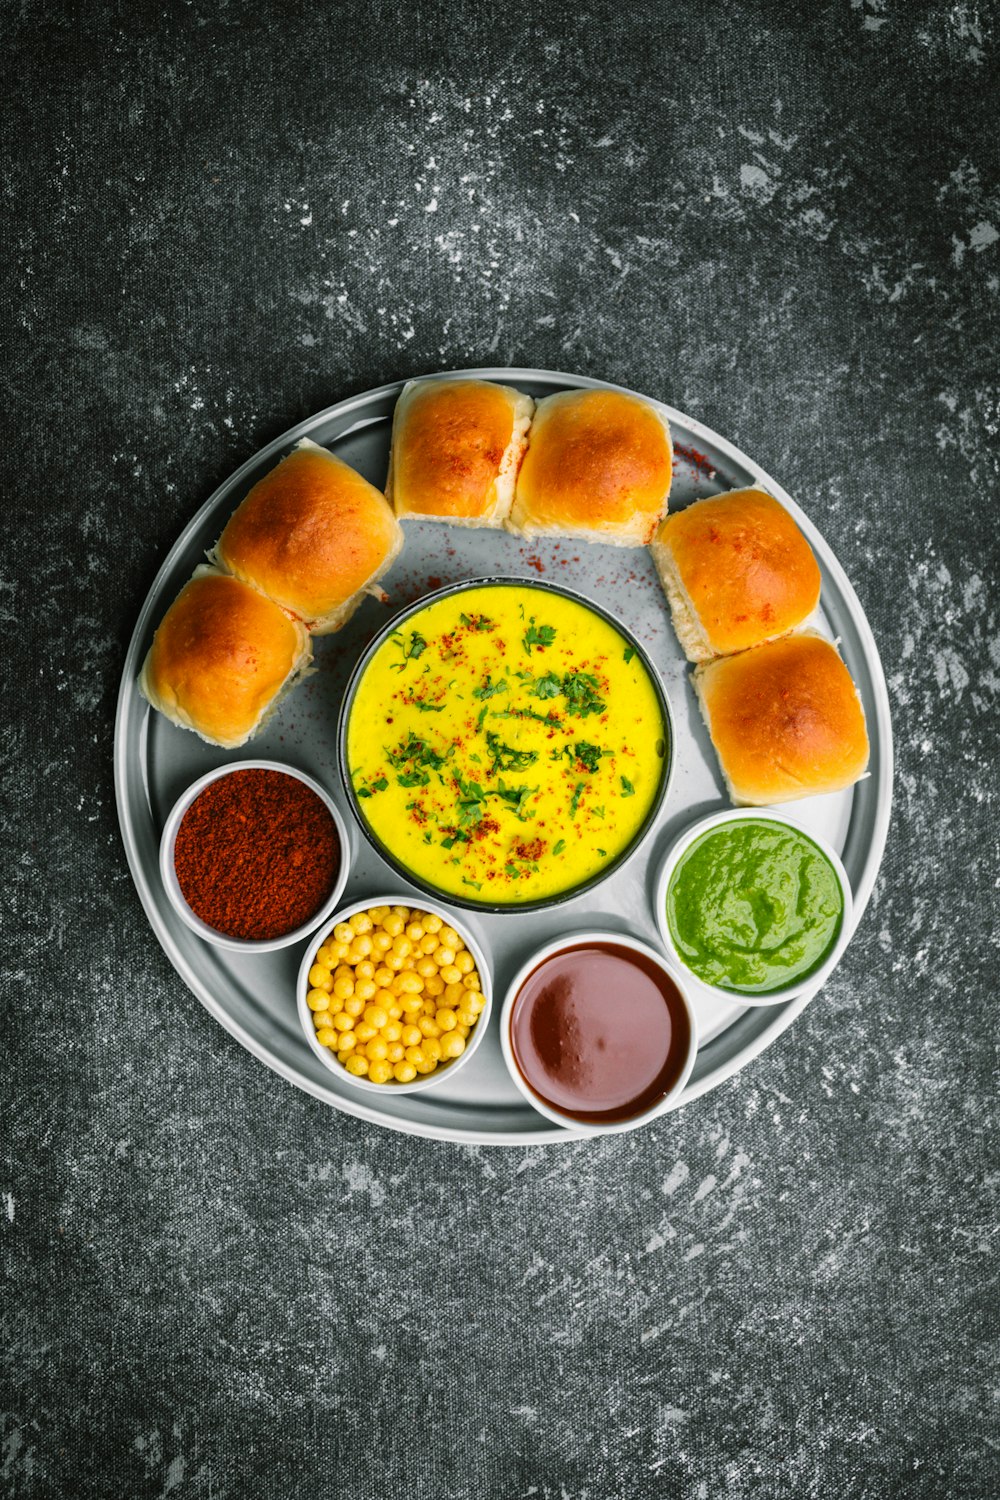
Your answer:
[498,929,698,1135]
[297,894,493,1095]
[652,808,855,1008]
[159,759,351,953]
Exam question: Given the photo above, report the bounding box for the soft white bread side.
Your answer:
[385,379,534,528]
[651,488,822,662]
[692,631,870,806]
[213,439,404,635]
[138,565,313,749]
[508,388,673,547]
[649,538,714,662]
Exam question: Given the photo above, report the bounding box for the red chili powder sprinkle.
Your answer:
[513,839,545,862]
[674,442,717,478]
[174,769,340,941]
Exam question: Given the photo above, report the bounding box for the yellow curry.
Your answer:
[345,584,667,904]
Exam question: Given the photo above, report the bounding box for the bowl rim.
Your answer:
[498,927,699,1135]
[652,807,856,1007]
[158,758,352,953]
[296,892,494,1095]
[336,574,675,914]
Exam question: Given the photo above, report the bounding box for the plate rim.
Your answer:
[114,365,894,1145]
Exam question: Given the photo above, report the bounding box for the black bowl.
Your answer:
[337,575,675,914]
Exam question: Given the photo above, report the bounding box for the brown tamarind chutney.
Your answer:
[509,941,691,1124]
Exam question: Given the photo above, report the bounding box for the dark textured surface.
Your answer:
[4,3,999,1496]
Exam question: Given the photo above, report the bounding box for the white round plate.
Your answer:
[114,368,893,1144]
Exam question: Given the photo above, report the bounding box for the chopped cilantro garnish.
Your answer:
[387,734,447,788]
[561,670,605,718]
[623,646,635,664]
[571,741,606,774]
[620,775,635,797]
[459,612,495,632]
[452,771,487,829]
[531,672,562,699]
[492,780,537,820]
[597,847,607,857]
[387,734,445,771]
[356,775,388,800]
[412,699,445,712]
[522,618,557,655]
[462,878,482,891]
[490,706,559,725]
[569,782,586,817]
[397,769,430,788]
[390,629,427,669]
[473,674,508,701]
[552,839,566,857]
[485,731,539,775]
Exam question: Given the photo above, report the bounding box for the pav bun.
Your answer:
[138,566,312,749]
[508,388,673,546]
[693,632,869,806]
[385,378,534,527]
[651,488,821,662]
[214,439,403,634]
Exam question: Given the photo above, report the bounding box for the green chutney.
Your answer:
[666,819,844,994]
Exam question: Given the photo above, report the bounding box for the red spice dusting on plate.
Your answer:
[674,442,717,479]
[174,769,339,941]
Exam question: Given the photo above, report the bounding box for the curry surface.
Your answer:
[346,584,667,903]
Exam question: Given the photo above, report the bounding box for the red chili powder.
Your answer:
[673,442,717,478]
[174,769,340,941]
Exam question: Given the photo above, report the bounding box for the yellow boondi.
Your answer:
[345,584,667,903]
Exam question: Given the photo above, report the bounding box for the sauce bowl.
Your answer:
[499,929,698,1134]
[652,808,855,1007]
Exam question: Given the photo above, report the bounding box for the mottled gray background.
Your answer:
[3,1,998,1496]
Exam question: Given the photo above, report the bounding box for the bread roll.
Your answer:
[213,439,403,634]
[651,488,821,662]
[385,378,534,527]
[508,388,673,546]
[138,567,312,749]
[693,632,869,806]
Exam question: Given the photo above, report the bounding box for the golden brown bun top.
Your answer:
[698,633,869,803]
[217,445,400,621]
[390,380,521,518]
[657,488,821,655]
[143,571,306,746]
[515,389,672,538]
